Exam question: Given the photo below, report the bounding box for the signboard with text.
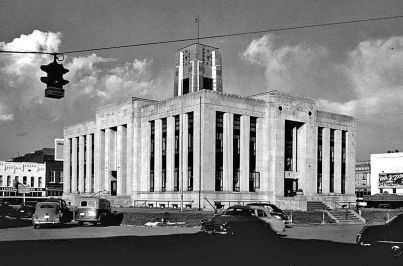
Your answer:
[17,184,31,194]
[379,173,403,188]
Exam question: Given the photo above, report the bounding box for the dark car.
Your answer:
[247,203,290,224]
[75,197,118,226]
[45,198,73,222]
[201,205,282,236]
[0,201,14,219]
[356,213,403,256]
[16,201,38,219]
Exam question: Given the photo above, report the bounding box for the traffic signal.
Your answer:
[40,56,69,99]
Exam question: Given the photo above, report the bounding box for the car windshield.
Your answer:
[80,200,96,207]
[386,214,403,225]
[268,205,283,213]
[224,208,252,216]
[40,204,56,209]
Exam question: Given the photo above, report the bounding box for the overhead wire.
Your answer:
[0,14,402,56]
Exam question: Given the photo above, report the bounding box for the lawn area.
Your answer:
[360,208,403,223]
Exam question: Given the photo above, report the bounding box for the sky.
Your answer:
[0,0,402,161]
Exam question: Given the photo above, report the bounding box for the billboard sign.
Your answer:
[379,173,403,188]
[54,138,64,161]
[17,184,31,194]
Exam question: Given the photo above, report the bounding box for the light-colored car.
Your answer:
[32,202,64,228]
[248,205,286,233]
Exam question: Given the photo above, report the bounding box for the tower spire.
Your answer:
[195,16,200,44]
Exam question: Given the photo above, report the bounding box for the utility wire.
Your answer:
[0,14,402,56]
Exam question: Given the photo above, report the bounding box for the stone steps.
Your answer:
[307,201,331,211]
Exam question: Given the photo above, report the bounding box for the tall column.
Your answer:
[346,131,356,195]
[322,128,330,194]
[117,125,127,196]
[223,113,233,191]
[71,137,78,193]
[104,128,111,192]
[240,115,250,192]
[182,114,189,192]
[86,134,93,193]
[166,117,175,191]
[154,119,162,191]
[255,118,265,192]
[63,138,71,193]
[78,136,85,193]
[95,130,105,192]
[334,130,342,194]
[141,121,151,192]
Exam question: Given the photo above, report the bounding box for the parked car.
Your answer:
[247,203,290,224]
[32,202,66,228]
[16,201,38,219]
[75,197,117,226]
[201,205,285,235]
[0,201,14,219]
[356,213,403,256]
[45,198,73,222]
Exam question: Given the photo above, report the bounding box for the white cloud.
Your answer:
[242,34,403,118]
[0,103,13,121]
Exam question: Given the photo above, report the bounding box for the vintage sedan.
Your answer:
[201,205,285,235]
[17,201,38,219]
[247,202,291,224]
[356,213,403,256]
[32,202,65,228]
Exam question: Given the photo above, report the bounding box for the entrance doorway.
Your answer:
[111,181,117,196]
[284,178,298,197]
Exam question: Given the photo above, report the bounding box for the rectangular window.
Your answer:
[330,129,335,193]
[203,77,213,90]
[150,121,155,192]
[215,112,224,191]
[250,117,257,192]
[0,175,2,186]
[233,114,241,192]
[31,177,35,187]
[23,176,27,185]
[50,171,55,183]
[188,112,194,191]
[183,78,190,94]
[188,167,193,191]
[7,176,11,187]
[341,131,347,194]
[60,171,63,183]
[317,127,323,194]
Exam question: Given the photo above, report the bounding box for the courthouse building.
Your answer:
[63,43,356,210]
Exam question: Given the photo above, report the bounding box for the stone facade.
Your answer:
[63,89,356,210]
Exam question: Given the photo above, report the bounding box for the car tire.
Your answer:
[78,221,84,226]
[33,224,38,229]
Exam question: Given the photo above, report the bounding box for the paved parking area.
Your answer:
[0,222,369,243]
[284,223,367,244]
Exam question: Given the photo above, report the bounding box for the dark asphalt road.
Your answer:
[0,225,401,266]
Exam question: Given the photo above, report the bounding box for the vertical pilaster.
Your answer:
[256,118,265,192]
[167,117,175,191]
[334,130,342,194]
[240,116,250,192]
[63,138,71,193]
[346,131,356,195]
[154,119,162,191]
[322,128,330,194]
[127,119,134,196]
[117,125,127,196]
[78,136,85,193]
[86,134,93,193]
[223,113,233,191]
[71,137,78,193]
[141,121,151,192]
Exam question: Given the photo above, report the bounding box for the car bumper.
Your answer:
[33,221,61,225]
